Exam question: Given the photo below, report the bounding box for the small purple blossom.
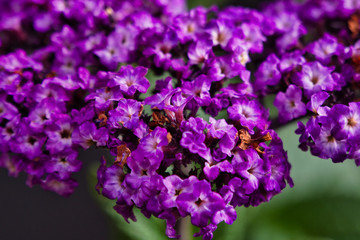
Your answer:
[108,66,149,96]
[177,180,225,227]
[294,61,335,98]
[274,84,306,123]
[108,99,143,130]
[228,98,269,133]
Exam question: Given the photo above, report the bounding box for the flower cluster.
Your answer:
[94,70,293,238]
[0,49,85,196]
[0,0,183,195]
[1,0,359,239]
[254,0,360,165]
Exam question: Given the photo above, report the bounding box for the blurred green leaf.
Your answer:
[187,0,233,9]
[263,94,278,120]
[245,196,360,240]
[142,69,170,116]
[142,69,170,100]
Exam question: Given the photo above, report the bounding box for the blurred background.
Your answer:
[1,0,360,240]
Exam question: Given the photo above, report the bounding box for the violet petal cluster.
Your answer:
[256,0,360,166]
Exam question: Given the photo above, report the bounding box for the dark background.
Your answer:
[0,149,110,240]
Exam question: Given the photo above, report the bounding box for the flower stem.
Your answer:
[179,216,191,240]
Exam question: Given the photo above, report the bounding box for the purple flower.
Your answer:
[41,174,78,197]
[95,25,137,70]
[32,83,70,103]
[155,76,173,92]
[237,23,266,53]
[223,177,247,207]
[312,118,349,163]
[28,98,64,131]
[113,201,136,224]
[330,102,360,142]
[45,150,82,180]
[143,29,178,69]
[160,175,190,209]
[194,224,217,240]
[85,86,123,112]
[51,25,77,55]
[72,121,109,149]
[108,66,149,96]
[188,40,213,65]
[263,131,293,192]
[108,99,142,130]
[125,150,162,189]
[0,115,19,148]
[0,153,24,177]
[212,204,237,225]
[144,88,178,110]
[349,145,360,166]
[293,61,335,98]
[182,75,211,106]
[306,91,330,115]
[102,164,131,203]
[45,114,74,154]
[274,84,307,123]
[180,131,209,160]
[0,94,18,121]
[173,7,207,43]
[10,120,46,159]
[206,19,235,48]
[254,53,281,94]
[138,127,168,160]
[177,180,225,227]
[208,117,237,156]
[71,104,95,125]
[279,50,306,73]
[232,149,265,194]
[206,56,243,81]
[228,98,269,133]
[230,46,250,66]
[306,33,344,64]
[204,158,234,181]
[208,117,234,139]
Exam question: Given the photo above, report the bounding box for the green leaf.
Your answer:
[142,69,170,100]
[243,196,360,240]
[142,69,171,116]
[187,0,234,9]
[212,208,248,240]
[262,94,278,120]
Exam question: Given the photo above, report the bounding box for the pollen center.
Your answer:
[327,135,335,143]
[347,117,357,127]
[311,76,319,84]
[195,198,204,206]
[60,129,72,139]
[217,32,226,44]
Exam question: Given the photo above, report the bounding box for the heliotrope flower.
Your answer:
[293,61,335,98]
[274,84,306,123]
[108,65,149,96]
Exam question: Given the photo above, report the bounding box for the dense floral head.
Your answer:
[4,0,360,239]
